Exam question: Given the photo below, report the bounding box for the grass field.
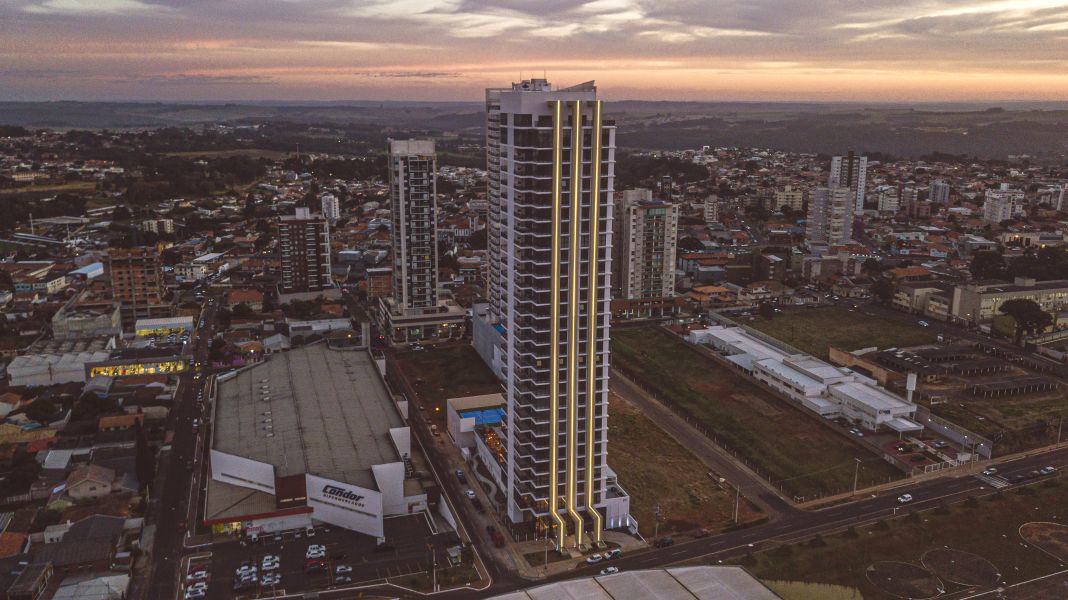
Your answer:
[0,181,96,195]
[734,480,1068,599]
[739,307,938,360]
[161,149,290,159]
[612,327,901,499]
[391,345,500,408]
[608,392,763,536]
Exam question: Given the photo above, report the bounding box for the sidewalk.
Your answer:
[512,530,647,579]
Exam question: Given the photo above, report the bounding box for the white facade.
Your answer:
[773,186,804,212]
[320,193,340,222]
[982,186,1025,223]
[806,187,853,246]
[693,326,919,432]
[930,179,951,205]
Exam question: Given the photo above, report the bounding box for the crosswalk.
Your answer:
[975,474,1009,489]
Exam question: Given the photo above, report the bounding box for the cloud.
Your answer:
[110,74,274,85]
[357,71,463,78]
[22,0,172,16]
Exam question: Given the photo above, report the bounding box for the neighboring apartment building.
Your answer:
[476,79,630,548]
[378,139,465,344]
[107,247,172,326]
[930,179,951,205]
[982,185,1026,223]
[806,187,854,246]
[320,193,340,223]
[829,151,867,212]
[617,197,678,317]
[278,207,332,294]
[704,194,720,224]
[140,219,174,234]
[773,185,804,212]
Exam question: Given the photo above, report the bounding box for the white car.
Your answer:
[600,566,619,575]
[305,545,326,559]
[465,489,476,500]
[235,565,256,576]
[261,573,281,586]
[187,582,208,593]
[585,554,604,565]
[335,565,352,574]
[897,493,913,504]
[184,590,206,600]
[982,467,998,476]
[185,570,209,583]
[918,320,929,327]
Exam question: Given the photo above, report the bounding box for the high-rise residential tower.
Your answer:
[476,79,630,549]
[929,179,951,205]
[806,186,854,246]
[618,196,678,316]
[278,207,332,294]
[829,151,868,213]
[377,140,466,344]
[389,139,438,310]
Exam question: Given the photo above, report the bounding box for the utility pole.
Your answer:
[852,458,861,495]
[733,485,740,523]
[653,503,662,540]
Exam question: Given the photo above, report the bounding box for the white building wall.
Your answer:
[209,449,276,494]
[305,474,385,539]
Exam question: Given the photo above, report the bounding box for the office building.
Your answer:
[140,219,174,235]
[476,79,631,549]
[982,185,1025,223]
[376,140,466,344]
[930,179,951,205]
[829,151,868,212]
[618,197,678,309]
[320,193,340,223]
[107,247,172,326]
[278,207,332,294]
[806,187,854,246]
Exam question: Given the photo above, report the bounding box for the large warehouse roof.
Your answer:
[488,566,782,600]
[213,345,403,489]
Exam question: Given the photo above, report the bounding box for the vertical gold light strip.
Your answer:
[565,100,586,547]
[548,100,568,549]
[584,99,605,544]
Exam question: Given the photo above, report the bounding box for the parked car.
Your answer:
[600,566,620,575]
[305,544,326,559]
[336,576,353,584]
[604,548,622,559]
[261,555,279,571]
[335,565,352,574]
[185,570,209,583]
[585,554,604,564]
[897,494,913,504]
[261,573,280,586]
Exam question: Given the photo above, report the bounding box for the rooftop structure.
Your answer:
[488,566,782,600]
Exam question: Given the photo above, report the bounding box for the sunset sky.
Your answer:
[2,0,1068,102]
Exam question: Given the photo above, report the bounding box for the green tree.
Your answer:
[231,303,256,320]
[861,257,884,277]
[999,298,1053,343]
[970,250,1005,280]
[871,278,896,304]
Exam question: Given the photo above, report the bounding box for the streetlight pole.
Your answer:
[852,458,861,495]
[733,486,740,523]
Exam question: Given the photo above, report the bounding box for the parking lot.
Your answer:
[182,515,457,599]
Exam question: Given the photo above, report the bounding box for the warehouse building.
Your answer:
[206,344,426,541]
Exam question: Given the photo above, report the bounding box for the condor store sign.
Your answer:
[305,474,384,539]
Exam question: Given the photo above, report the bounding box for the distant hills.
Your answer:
[2,100,1067,160]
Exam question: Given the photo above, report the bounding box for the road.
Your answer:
[138,291,220,600]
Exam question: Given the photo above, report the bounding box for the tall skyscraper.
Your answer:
[389,139,438,310]
[108,246,172,326]
[278,207,332,293]
[703,194,720,224]
[320,193,340,223]
[806,187,854,246]
[982,185,1025,223]
[829,151,868,213]
[377,140,466,345]
[478,79,630,549]
[619,197,678,301]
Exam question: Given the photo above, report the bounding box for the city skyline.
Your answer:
[3,0,1068,102]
